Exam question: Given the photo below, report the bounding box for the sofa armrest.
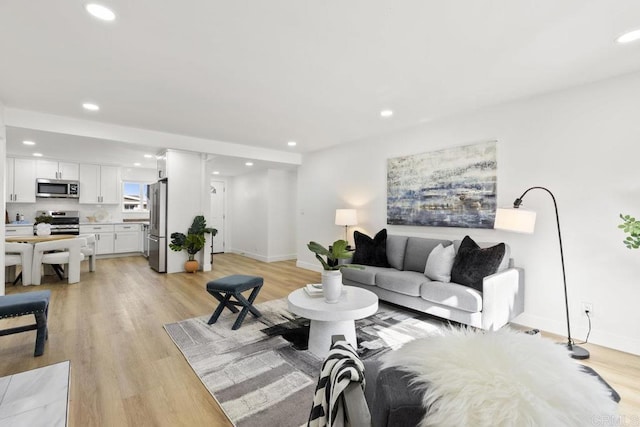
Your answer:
[481,267,525,331]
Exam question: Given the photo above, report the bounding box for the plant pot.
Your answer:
[184,260,199,273]
[321,270,343,303]
[35,223,51,236]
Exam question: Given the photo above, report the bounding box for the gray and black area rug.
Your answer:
[164,298,444,427]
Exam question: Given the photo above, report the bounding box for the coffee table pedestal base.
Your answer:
[308,319,356,358]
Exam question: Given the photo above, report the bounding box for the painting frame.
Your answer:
[387,140,497,228]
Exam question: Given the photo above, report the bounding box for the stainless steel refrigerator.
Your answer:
[148,179,167,272]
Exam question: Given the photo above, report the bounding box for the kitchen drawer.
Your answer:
[80,224,115,233]
[5,225,34,237]
[115,224,141,232]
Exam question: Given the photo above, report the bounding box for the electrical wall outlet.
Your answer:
[581,302,593,315]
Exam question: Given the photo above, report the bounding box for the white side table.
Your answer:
[287,286,378,358]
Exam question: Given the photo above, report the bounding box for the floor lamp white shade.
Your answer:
[494,208,537,234]
[335,209,358,243]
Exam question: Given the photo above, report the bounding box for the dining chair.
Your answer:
[31,237,86,285]
[78,234,97,272]
[5,242,34,286]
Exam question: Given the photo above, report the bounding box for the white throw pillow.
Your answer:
[424,243,456,282]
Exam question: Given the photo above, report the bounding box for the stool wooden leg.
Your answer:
[34,312,47,357]
[231,286,263,330]
[207,292,233,325]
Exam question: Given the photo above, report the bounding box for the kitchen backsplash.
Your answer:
[7,199,149,223]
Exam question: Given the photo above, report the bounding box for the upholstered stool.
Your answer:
[206,275,263,330]
[0,290,51,356]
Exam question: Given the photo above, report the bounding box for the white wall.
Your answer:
[267,169,297,261]
[166,150,209,273]
[229,168,297,262]
[297,71,640,355]
[229,170,269,260]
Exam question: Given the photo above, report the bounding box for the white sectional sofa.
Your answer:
[341,234,524,330]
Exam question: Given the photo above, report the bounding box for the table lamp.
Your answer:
[335,209,358,248]
[494,186,589,360]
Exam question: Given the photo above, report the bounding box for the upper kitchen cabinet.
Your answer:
[157,152,167,180]
[6,157,36,203]
[36,160,79,180]
[79,164,121,204]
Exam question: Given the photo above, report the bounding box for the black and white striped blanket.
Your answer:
[308,339,366,427]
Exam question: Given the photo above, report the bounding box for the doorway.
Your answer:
[209,180,225,255]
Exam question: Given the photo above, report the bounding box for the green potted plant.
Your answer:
[307,239,361,303]
[34,213,53,236]
[619,214,640,249]
[170,215,218,272]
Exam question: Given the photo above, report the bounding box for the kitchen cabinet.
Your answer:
[5,225,34,237]
[114,224,141,253]
[79,164,121,204]
[6,157,37,203]
[156,152,167,179]
[80,224,115,255]
[36,160,79,180]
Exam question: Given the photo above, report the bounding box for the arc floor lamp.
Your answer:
[494,186,589,360]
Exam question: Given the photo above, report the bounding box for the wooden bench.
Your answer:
[0,290,50,356]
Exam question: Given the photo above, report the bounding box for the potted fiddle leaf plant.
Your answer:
[619,214,640,249]
[307,239,362,303]
[170,215,217,272]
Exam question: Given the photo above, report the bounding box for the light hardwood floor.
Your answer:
[1,254,638,426]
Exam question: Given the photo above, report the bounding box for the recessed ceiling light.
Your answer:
[133,162,141,166]
[287,141,297,147]
[86,3,116,21]
[212,171,220,175]
[380,109,394,118]
[33,153,43,157]
[144,154,153,158]
[22,140,36,146]
[616,29,640,44]
[245,162,254,166]
[83,102,100,111]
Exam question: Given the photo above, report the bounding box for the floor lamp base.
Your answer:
[564,343,590,360]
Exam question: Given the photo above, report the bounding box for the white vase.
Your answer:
[36,223,51,236]
[322,270,343,303]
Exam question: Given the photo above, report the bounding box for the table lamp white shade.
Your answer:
[494,208,537,234]
[335,209,358,226]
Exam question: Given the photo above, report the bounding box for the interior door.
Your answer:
[210,180,225,253]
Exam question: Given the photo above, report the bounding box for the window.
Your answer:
[122,182,149,212]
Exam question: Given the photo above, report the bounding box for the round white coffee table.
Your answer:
[287,286,378,358]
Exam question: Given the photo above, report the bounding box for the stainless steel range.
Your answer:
[36,210,80,235]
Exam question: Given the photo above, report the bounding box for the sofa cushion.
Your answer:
[453,239,511,272]
[341,266,390,286]
[386,235,408,270]
[451,236,506,292]
[424,243,456,282]
[420,280,483,313]
[403,237,452,273]
[352,229,390,267]
[376,270,429,297]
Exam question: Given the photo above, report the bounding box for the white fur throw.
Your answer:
[381,327,617,427]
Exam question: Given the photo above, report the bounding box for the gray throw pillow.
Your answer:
[424,243,455,282]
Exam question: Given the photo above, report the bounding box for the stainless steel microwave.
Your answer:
[36,179,80,198]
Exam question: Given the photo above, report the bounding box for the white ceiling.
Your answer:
[2,1,640,172]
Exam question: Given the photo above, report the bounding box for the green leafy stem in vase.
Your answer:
[307,239,363,271]
[619,213,640,249]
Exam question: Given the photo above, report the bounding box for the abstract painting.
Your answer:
[387,140,497,228]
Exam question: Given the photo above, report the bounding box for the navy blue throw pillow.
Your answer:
[352,229,390,267]
[450,236,505,292]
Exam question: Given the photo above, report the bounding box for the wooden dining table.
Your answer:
[5,234,81,283]
[5,234,77,243]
